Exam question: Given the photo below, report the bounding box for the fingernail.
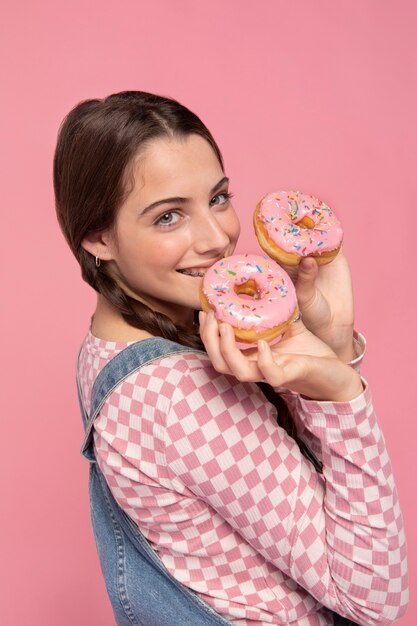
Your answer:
[258,340,266,353]
[207,310,215,322]
[219,324,227,337]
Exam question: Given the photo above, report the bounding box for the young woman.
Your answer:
[54,91,408,626]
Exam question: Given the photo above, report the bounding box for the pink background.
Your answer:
[1,1,415,624]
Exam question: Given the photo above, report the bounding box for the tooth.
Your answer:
[178,269,205,276]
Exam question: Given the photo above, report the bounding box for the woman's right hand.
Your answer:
[199,311,363,402]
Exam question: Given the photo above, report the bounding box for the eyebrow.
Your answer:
[139,176,230,216]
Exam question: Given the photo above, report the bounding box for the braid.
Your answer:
[90,259,204,350]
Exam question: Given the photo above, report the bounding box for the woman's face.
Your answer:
[102,134,240,327]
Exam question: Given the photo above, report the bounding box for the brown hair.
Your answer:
[53,90,223,349]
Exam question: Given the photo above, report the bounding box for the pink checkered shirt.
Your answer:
[78,331,408,626]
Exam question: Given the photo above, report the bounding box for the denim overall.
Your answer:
[77,336,359,626]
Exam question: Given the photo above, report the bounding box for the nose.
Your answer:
[193,209,231,255]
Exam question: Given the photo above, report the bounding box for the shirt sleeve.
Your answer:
[279,329,367,465]
[164,360,408,626]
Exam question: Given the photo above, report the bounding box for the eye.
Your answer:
[210,191,234,207]
[155,211,181,227]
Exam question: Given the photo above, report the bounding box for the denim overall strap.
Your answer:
[78,336,204,462]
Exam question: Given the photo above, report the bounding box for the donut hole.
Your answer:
[295,216,315,229]
[234,279,261,300]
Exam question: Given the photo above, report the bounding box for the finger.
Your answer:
[199,310,230,373]
[198,310,206,332]
[218,323,262,381]
[257,340,305,388]
[295,257,318,305]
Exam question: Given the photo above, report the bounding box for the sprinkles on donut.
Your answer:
[201,254,299,344]
[254,190,343,266]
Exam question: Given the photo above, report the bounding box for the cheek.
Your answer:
[124,233,188,272]
[227,208,241,241]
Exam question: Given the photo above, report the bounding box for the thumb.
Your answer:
[295,257,318,304]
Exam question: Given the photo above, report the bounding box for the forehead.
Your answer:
[131,134,224,199]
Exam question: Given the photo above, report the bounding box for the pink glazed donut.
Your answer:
[254,190,343,266]
[200,254,299,344]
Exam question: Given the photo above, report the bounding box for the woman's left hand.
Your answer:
[284,249,356,361]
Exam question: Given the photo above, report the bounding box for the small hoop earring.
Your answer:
[95,256,101,268]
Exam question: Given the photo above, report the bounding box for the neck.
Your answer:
[90,294,153,342]
[90,294,198,342]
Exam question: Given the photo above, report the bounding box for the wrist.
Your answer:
[315,325,355,362]
[329,375,364,402]
[300,360,364,402]
[334,341,357,363]
[324,362,364,401]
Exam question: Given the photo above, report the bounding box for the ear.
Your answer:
[81,230,116,262]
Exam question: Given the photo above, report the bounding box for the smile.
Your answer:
[177,269,207,277]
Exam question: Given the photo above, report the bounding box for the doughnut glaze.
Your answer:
[201,254,298,344]
[254,191,343,266]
